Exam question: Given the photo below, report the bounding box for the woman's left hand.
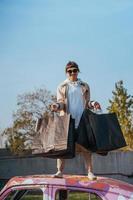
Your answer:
[93,101,101,110]
[89,101,101,110]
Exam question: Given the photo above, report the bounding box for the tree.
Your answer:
[3,87,56,154]
[0,128,5,148]
[107,80,133,150]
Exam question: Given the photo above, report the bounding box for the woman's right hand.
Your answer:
[50,103,60,112]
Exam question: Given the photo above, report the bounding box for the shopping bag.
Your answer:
[77,109,127,152]
[77,110,97,152]
[32,112,75,159]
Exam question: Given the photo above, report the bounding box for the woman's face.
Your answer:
[66,67,79,81]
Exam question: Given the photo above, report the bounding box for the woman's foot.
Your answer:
[52,171,63,178]
[88,172,97,180]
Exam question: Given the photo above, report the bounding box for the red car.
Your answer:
[0,175,133,200]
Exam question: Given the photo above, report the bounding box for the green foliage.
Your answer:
[3,87,55,155]
[107,80,133,150]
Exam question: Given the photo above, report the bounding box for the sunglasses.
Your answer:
[67,69,78,74]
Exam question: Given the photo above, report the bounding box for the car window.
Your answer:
[56,189,102,200]
[5,189,43,200]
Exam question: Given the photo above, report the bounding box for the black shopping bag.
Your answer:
[78,109,127,152]
[32,112,75,159]
[77,111,97,152]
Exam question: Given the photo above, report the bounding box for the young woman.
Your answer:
[51,61,101,180]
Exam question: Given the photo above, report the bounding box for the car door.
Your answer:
[53,186,105,200]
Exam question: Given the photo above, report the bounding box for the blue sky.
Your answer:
[0,0,133,130]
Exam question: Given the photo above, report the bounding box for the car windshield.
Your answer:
[5,189,43,200]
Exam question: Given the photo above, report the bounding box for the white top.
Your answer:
[67,80,84,128]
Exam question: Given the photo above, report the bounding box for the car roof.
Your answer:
[1,175,133,197]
